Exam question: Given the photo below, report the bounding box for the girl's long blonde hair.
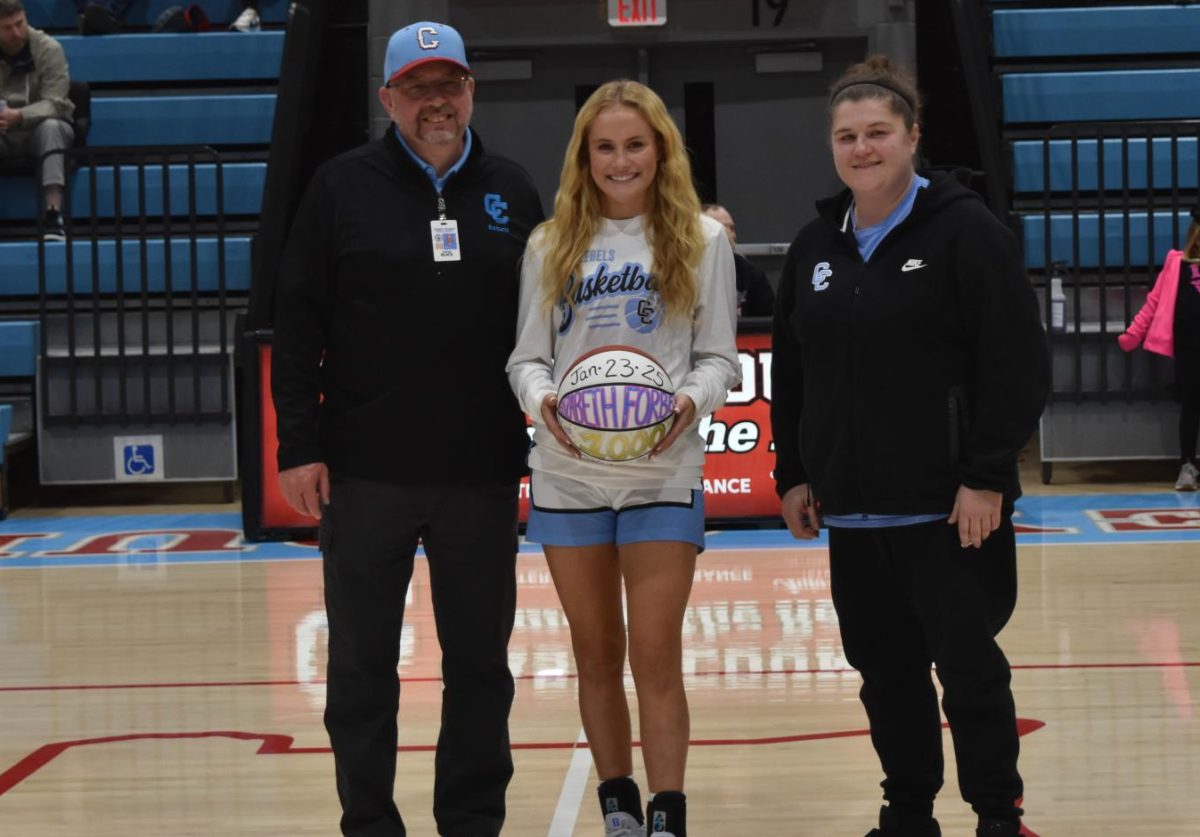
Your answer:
[535,80,704,320]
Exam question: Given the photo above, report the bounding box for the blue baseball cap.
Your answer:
[384,22,470,86]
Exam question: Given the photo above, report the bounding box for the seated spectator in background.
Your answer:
[0,0,74,240]
[231,1,260,32]
[78,1,259,35]
[703,202,776,316]
[75,0,133,35]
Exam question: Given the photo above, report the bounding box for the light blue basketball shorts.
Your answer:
[525,470,705,551]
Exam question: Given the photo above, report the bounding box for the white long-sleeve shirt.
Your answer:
[507,213,740,489]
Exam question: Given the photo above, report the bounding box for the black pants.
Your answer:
[828,519,1023,822]
[320,479,519,837]
[1175,346,1200,463]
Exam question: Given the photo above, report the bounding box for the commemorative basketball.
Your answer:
[556,346,676,462]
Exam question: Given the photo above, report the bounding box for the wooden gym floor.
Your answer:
[0,462,1197,835]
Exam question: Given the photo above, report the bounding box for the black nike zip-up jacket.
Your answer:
[770,169,1050,514]
[272,128,544,484]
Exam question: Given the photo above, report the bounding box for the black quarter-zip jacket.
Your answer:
[770,170,1050,515]
[272,128,544,485]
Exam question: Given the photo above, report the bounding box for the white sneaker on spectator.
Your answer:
[231,8,261,32]
[1174,461,1199,491]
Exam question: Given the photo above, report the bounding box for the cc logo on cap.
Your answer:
[417,26,439,50]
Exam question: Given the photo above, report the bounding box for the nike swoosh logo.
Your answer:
[901,260,927,272]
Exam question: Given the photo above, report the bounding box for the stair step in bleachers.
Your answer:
[0,237,252,296]
[22,0,290,29]
[42,309,236,352]
[1011,137,1198,193]
[60,32,284,82]
[0,163,266,220]
[89,94,275,146]
[993,5,1200,58]
[1003,69,1200,123]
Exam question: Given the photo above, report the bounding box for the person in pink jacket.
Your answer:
[1117,204,1200,490]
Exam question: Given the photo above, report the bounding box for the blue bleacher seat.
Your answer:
[60,32,284,82]
[23,0,290,29]
[1003,70,1200,123]
[89,94,276,145]
[0,321,39,378]
[993,6,1200,58]
[0,237,252,296]
[1022,210,1192,269]
[0,163,267,220]
[1011,137,1200,194]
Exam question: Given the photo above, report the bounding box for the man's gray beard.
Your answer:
[418,125,462,145]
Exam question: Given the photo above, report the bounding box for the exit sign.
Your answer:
[608,0,667,27]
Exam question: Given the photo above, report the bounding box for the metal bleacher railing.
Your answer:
[981,0,1200,478]
[1,1,289,489]
[1030,120,1198,406]
[34,146,239,429]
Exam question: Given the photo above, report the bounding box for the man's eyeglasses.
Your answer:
[387,76,470,101]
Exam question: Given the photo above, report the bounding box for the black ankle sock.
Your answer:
[886,802,936,825]
[647,790,686,836]
[598,777,643,824]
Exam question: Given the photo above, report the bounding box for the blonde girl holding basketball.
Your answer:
[507,80,739,837]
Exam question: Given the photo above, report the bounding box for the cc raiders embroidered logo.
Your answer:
[811,262,832,291]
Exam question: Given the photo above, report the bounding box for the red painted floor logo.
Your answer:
[1087,508,1200,532]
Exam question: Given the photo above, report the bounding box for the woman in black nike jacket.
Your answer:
[770,56,1049,837]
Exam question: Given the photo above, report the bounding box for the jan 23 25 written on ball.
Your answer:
[556,345,676,463]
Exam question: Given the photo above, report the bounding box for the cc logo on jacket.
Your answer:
[811,262,832,292]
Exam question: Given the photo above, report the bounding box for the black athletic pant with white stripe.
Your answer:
[828,518,1024,823]
[319,479,519,837]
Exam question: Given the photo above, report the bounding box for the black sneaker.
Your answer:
[599,777,645,837]
[977,820,1021,837]
[42,209,66,242]
[646,791,685,837]
[81,3,122,35]
[866,805,942,837]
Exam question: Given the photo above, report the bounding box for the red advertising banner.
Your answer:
[253,327,780,534]
[257,345,316,531]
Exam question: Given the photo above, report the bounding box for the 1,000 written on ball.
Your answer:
[556,346,676,462]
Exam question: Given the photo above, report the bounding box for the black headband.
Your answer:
[1192,202,1200,224]
[830,79,915,114]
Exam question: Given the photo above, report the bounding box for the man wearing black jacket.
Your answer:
[271,21,543,837]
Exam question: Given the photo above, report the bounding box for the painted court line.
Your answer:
[549,728,591,837]
[2,660,1197,694]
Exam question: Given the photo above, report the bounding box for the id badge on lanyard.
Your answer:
[431,193,461,262]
